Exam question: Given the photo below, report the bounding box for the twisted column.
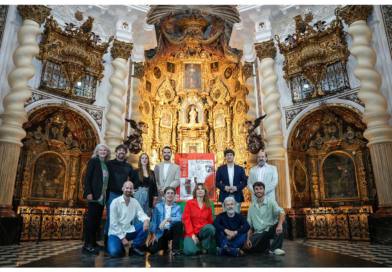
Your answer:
[104,39,133,155]
[0,5,50,217]
[341,5,392,212]
[255,39,289,208]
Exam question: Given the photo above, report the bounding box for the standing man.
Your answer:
[215,149,247,213]
[105,144,136,246]
[245,182,285,255]
[154,146,180,197]
[248,149,278,202]
[214,196,250,257]
[107,181,150,257]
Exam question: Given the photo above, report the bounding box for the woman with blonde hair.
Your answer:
[134,153,158,215]
[182,183,215,255]
[82,143,111,255]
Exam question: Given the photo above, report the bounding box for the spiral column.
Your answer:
[104,39,133,155]
[341,5,392,244]
[255,40,289,208]
[0,5,50,219]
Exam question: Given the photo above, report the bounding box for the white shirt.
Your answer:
[108,196,149,239]
[227,164,234,187]
[163,204,172,229]
[163,163,170,181]
[257,164,268,183]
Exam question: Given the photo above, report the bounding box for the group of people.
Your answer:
[83,144,286,258]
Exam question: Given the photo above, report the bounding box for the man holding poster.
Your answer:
[215,149,247,213]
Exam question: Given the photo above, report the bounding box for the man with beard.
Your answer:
[248,149,278,202]
[107,181,150,257]
[214,196,250,257]
[104,144,136,247]
[154,146,180,197]
[245,182,286,255]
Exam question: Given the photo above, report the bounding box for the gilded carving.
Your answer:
[255,39,277,60]
[111,39,133,60]
[38,16,112,104]
[338,5,373,26]
[275,11,349,99]
[17,5,51,25]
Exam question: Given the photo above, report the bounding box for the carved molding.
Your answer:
[111,39,133,60]
[255,39,277,60]
[339,5,373,26]
[380,6,392,61]
[17,5,51,25]
[133,62,145,79]
[0,5,8,47]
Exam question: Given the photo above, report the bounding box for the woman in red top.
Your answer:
[182,183,215,255]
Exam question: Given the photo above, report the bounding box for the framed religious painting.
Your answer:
[184,63,202,90]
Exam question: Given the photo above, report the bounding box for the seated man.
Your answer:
[148,186,183,255]
[245,181,286,256]
[214,196,250,257]
[107,181,150,258]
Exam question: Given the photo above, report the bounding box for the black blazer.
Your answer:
[134,169,158,208]
[83,157,108,200]
[215,164,247,203]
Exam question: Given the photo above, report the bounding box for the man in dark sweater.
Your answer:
[213,196,250,256]
[104,144,136,246]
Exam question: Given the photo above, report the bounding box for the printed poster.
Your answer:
[174,153,216,201]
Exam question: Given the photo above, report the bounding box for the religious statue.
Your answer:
[245,114,266,154]
[124,119,145,154]
[189,106,198,124]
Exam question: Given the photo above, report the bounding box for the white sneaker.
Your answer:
[273,248,285,255]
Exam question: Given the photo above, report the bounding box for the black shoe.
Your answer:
[130,247,145,256]
[93,243,104,251]
[82,245,99,255]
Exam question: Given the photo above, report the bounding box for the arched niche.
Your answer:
[287,105,376,208]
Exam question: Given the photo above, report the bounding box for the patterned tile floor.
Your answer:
[297,239,392,267]
[0,239,391,267]
[0,240,83,267]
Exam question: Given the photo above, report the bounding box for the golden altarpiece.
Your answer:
[275,11,376,240]
[13,15,107,241]
[138,9,251,170]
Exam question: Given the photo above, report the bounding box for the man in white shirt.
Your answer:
[216,149,247,213]
[248,149,278,203]
[154,146,180,197]
[107,181,150,257]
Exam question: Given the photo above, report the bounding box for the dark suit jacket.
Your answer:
[215,164,247,203]
[83,157,108,200]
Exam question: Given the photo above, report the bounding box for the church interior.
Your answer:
[0,4,392,267]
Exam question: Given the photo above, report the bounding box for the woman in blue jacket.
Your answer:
[147,186,183,255]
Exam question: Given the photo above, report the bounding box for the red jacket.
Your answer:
[182,199,213,237]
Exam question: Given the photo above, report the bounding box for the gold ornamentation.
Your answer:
[38,16,112,103]
[17,5,51,25]
[275,12,349,99]
[111,39,133,60]
[338,5,373,26]
[254,39,277,60]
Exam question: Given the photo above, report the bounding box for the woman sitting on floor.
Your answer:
[182,183,215,255]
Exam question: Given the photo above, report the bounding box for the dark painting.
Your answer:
[322,153,358,199]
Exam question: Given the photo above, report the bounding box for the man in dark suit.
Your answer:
[215,149,247,213]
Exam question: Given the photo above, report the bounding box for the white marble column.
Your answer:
[341,5,392,213]
[255,40,289,208]
[0,5,50,217]
[104,39,133,155]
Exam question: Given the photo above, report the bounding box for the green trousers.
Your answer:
[183,224,215,256]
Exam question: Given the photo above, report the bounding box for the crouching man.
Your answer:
[245,181,286,256]
[107,181,150,257]
[148,186,183,255]
[214,196,250,256]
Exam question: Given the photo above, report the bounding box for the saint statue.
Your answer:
[189,106,198,124]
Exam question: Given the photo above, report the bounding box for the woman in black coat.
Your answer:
[83,143,111,255]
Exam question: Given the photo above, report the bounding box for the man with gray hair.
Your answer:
[213,196,250,256]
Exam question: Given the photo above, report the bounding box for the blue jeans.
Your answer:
[107,222,148,257]
[216,231,247,255]
[104,192,122,235]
